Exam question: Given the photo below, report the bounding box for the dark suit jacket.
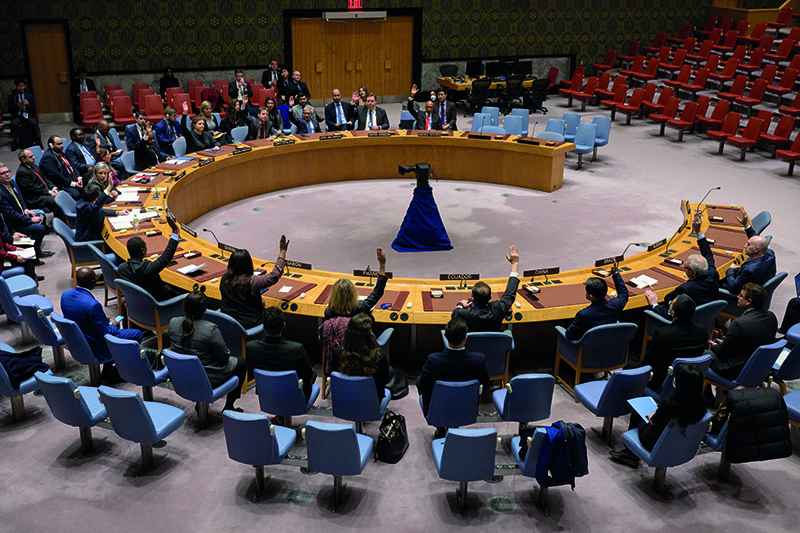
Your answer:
[40,149,78,190]
[134,142,167,171]
[260,69,280,89]
[124,124,146,152]
[7,91,36,119]
[436,100,458,130]
[117,235,179,301]
[408,101,443,130]
[61,286,119,361]
[180,114,220,153]
[246,117,279,140]
[246,336,316,399]
[287,80,310,98]
[564,272,629,341]
[643,318,708,388]
[71,78,97,103]
[723,228,777,294]
[0,182,34,230]
[325,101,354,131]
[710,307,778,379]
[154,119,183,155]
[353,106,390,130]
[416,347,489,415]
[452,275,520,332]
[228,80,253,100]
[652,236,720,319]
[64,141,96,177]
[296,118,322,134]
[14,164,55,207]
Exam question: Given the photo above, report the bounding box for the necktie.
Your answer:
[4,185,23,211]
[260,124,266,139]
[426,115,430,130]
[369,111,374,129]
[81,145,94,164]
[440,104,446,126]
[337,104,344,125]
[30,167,48,190]
[59,155,78,180]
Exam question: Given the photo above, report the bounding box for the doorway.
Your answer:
[21,21,73,121]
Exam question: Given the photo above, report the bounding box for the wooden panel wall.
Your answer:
[24,23,72,114]
[291,16,413,100]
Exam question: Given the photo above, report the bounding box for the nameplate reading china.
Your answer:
[232,145,252,154]
[180,223,197,238]
[368,132,391,137]
[418,132,442,137]
[594,255,624,267]
[285,259,312,270]
[198,158,214,167]
[439,273,480,281]
[274,139,296,146]
[320,134,343,140]
[522,267,560,277]
[647,238,667,252]
[354,268,393,279]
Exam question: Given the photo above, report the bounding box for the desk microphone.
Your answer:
[202,228,225,258]
[479,115,486,136]
[620,242,649,259]
[696,186,721,213]
[530,122,536,138]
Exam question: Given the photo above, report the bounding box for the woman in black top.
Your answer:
[219,235,289,329]
[337,313,390,400]
[159,66,180,99]
[264,96,284,132]
[219,99,248,144]
[179,100,220,153]
[324,248,387,320]
[275,68,291,104]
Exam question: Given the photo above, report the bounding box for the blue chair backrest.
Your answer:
[98,385,157,442]
[735,339,787,388]
[503,115,524,136]
[764,272,787,311]
[480,125,506,134]
[330,371,381,421]
[255,369,309,416]
[545,119,565,134]
[471,112,492,132]
[305,420,364,475]
[574,122,598,148]
[105,334,162,387]
[649,412,712,467]
[774,343,800,382]
[120,151,137,175]
[109,128,122,151]
[795,272,800,297]
[213,112,221,124]
[657,354,712,400]
[694,300,727,338]
[87,243,118,292]
[13,296,61,346]
[510,108,529,135]
[55,191,77,220]
[115,279,160,328]
[173,137,187,157]
[223,410,283,466]
[400,109,414,124]
[500,373,555,423]
[427,379,480,428]
[34,372,97,426]
[750,210,771,235]
[574,323,638,368]
[203,309,246,359]
[50,312,102,366]
[162,349,215,402]
[29,145,43,165]
[231,126,248,143]
[0,277,25,323]
[595,366,652,416]
[563,113,581,136]
[465,331,514,378]
[519,427,548,477]
[53,218,98,264]
[438,428,498,482]
[592,116,612,144]
[481,106,500,126]
[537,131,565,142]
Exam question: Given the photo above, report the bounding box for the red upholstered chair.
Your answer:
[784,27,800,48]
[620,55,645,80]
[81,98,104,127]
[686,39,713,65]
[716,75,748,102]
[726,117,764,160]
[616,88,645,125]
[700,54,721,77]
[730,20,749,38]
[664,65,692,88]
[112,96,136,126]
[707,111,742,154]
[694,15,717,40]
[708,57,740,87]
[107,90,127,114]
[653,46,672,67]
[79,91,97,107]
[694,95,711,120]
[143,94,165,123]
[767,6,792,32]
[667,24,691,46]
[748,109,774,136]
[696,100,730,132]
[572,77,599,111]
[259,88,275,108]
[682,68,709,100]
[132,83,149,107]
[754,34,775,54]
[172,94,193,118]
[617,41,640,70]
[737,47,765,74]
[739,22,767,48]
[244,78,255,85]
[187,80,204,104]
[595,74,626,101]
[764,38,795,64]
[776,133,800,174]
[558,72,584,97]
[708,27,724,46]
[641,83,657,108]
[712,31,739,54]
[760,114,795,157]
[559,66,585,89]
[215,80,231,103]
[165,87,182,108]
[592,49,616,73]
[249,83,264,106]
[680,37,697,56]
[137,88,155,111]
[600,83,628,120]
[779,54,800,77]
[666,101,699,141]
[649,97,681,135]
[642,86,674,115]
[659,49,687,78]
[193,85,208,110]
[631,58,660,85]
[778,91,800,116]
[766,67,798,100]
[718,18,734,34]
[642,32,667,55]
[103,84,122,108]
[545,67,559,88]
[725,45,747,69]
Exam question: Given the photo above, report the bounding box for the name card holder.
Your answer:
[180,224,197,238]
[198,158,214,167]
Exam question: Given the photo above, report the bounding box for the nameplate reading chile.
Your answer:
[594,255,624,267]
[285,259,312,270]
[180,224,197,238]
[439,273,480,281]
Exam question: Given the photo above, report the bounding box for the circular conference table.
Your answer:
[103,130,750,364]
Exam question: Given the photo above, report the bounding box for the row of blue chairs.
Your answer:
[469,106,531,136]
[544,113,612,168]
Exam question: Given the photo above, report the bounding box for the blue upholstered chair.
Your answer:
[537,131,565,141]
[98,385,185,473]
[423,379,481,430]
[480,106,500,126]
[105,334,169,401]
[470,112,492,132]
[29,145,43,165]
[772,342,800,394]
[34,372,106,454]
[14,296,65,370]
[172,137,187,157]
[0,275,51,344]
[479,125,506,134]
[554,322,638,399]
[255,369,320,427]
[750,210,771,235]
[784,390,800,427]
[645,354,712,402]
[509,108,530,135]
[591,115,612,161]
[544,118,565,135]
[432,428,498,515]
[203,309,264,394]
[222,410,297,502]
[570,122,597,169]
[87,243,120,310]
[502,114,524,136]
[52,218,105,287]
[511,428,576,514]
[705,339,787,393]
[0,342,51,422]
[162,349,240,429]
[467,331,514,386]
[120,151,137,175]
[575,366,651,443]
[622,412,712,495]
[641,299,727,357]
[563,112,581,142]
[231,126,248,143]
[115,279,187,351]
[54,190,77,227]
[304,420,373,511]
[51,312,110,387]
[329,371,390,434]
[719,271,787,318]
[492,373,555,436]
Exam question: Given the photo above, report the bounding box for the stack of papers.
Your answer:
[115,191,141,202]
[14,248,36,260]
[109,211,159,231]
[177,263,205,275]
[629,275,659,289]
[14,237,36,247]
[161,157,193,165]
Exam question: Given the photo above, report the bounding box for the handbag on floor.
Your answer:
[373,410,409,464]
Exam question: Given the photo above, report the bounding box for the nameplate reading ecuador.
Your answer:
[274,139,296,146]
[320,134,343,140]
[180,224,197,238]
[417,132,442,137]
[232,145,252,154]
[285,259,312,270]
[522,267,560,277]
[594,255,624,267]
[219,243,238,254]
[439,273,480,281]
[354,269,393,279]
[198,158,214,167]
[368,132,391,137]
[647,238,667,252]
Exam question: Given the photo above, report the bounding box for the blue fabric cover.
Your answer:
[392,186,453,253]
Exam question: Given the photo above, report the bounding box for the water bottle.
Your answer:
[132,212,139,232]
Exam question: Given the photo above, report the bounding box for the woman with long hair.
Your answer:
[167,288,247,412]
[325,248,387,320]
[276,68,291,104]
[198,100,224,141]
[179,100,220,153]
[219,98,248,143]
[264,96,284,132]
[337,313,390,400]
[220,235,289,329]
[610,363,707,467]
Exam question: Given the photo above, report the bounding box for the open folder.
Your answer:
[628,396,658,421]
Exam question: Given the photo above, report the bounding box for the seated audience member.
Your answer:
[154,106,184,156]
[64,128,97,177]
[0,162,50,260]
[721,208,776,294]
[167,287,247,412]
[198,100,224,141]
[92,151,122,187]
[564,259,629,341]
[325,89,354,132]
[180,101,221,153]
[246,306,317,400]
[219,99,249,143]
[296,107,322,134]
[240,93,260,118]
[779,295,800,335]
[408,85,442,130]
[261,60,281,89]
[646,212,719,319]
[228,69,253,102]
[324,248,387,320]
[452,245,519,332]
[117,214,181,301]
[40,136,82,199]
[289,93,316,125]
[61,267,143,383]
[609,364,706,468]
[247,106,279,141]
[75,180,128,243]
[336,312,391,400]
[158,66,180,99]
[220,235,289,329]
[275,68,291,104]
[264,96,284,133]
[353,93,390,130]
[416,317,489,417]
[89,120,127,179]
[287,70,310,99]
[640,294,708,388]
[435,87,457,131]
[86,162,119,200]
[14,149,61,214]
[708,282,778,380]
[0,211,40,281]
[71,67,96,109]
[134,124,168,170]
[124,110,149,151]
[7,78,41,151]
[352,86,369,109]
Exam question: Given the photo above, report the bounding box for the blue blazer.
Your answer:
[416,347,489,415]
[564,272,629,341]
[64,141,96,177]
[652,236,720,319]
[60,286,119,361]
[0,181,32,230]
[124,124,153,152]
[39,149,75,190]
[723,227,777,294]
[154,119,183,155]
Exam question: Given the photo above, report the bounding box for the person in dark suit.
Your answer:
[124,111,150,152]
[722,208,777,295]
[247,107,279,141]
[641,294,709,388]
[564,259,629,341]
[61,267,143,382]
[646,211,719,319]
[452,245,520,332]
[154,107,184,156]
[14,149,61,214]
[407,84,443,130]
[779,296,800,335]
[275,68,291,104]
[158,66,180,99]
[117,214,181,301]
[134,125,167,171]
[75,180,127,242]
[324,89,354,131]
[287,70,310,99]
[39,136,82,200]
[7,78,41,151]
[353,93,390,130]
[260,60,281,90]
[71,67,97,108]
[64,128,97,178]
[296,107,322,134]
[416,317,490,417]
[709,282,778,380]
[228,69,253,102]
[0,162,50,260]
[435,87,458,131]
[246,306,317,400]
[179,101,221,153]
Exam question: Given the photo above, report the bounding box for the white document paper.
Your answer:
[279,285,293,293]
[177,263,206,275]
[13,247,36,260]
[630,275,659,289]
[14,237,36,247]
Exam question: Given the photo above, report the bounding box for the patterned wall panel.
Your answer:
[0,0,707,78]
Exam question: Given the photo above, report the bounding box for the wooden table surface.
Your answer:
[436,76,537,92]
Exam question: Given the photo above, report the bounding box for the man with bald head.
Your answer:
[408,84,442,131]
[324,89,354,131]
[39,135,81,199]
[61,266,144,383]
[721,208,776,295]
[64,127,96,177]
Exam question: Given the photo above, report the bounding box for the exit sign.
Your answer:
[348,0,362,9]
